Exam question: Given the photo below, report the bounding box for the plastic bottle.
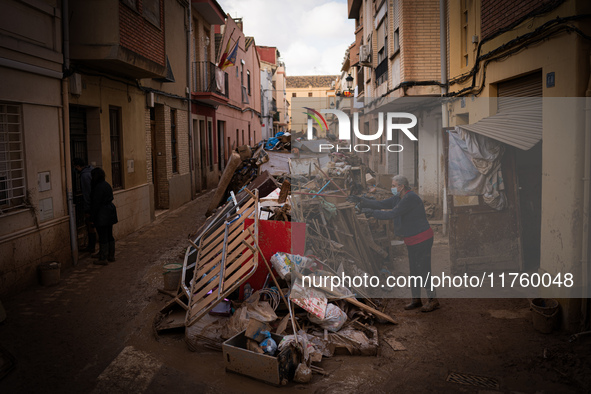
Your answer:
[244,283,252,300]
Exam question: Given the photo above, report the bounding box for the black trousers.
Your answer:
[84,214,96,244]
[406,237,435,299]
[96,225,114,244]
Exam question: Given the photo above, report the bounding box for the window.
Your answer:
[461,0,469,67]
[241,64,244,87]
[109,107,123,189]
[376,15,388,86]
[121,0,138,11]
[308,92,313,97]
[248,125,251,145]
[247,71,251,95]
[292,93,297,97]
[392,0,399,55]
[143,0,161,28]
[171,109,177,173]
[0,103,25,211]
[241,130,245,145]
[207,120,213,171]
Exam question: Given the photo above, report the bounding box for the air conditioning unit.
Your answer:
[359,44,371,66]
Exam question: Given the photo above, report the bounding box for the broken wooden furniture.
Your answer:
[186,190,260,327]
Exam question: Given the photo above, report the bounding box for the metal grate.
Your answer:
[0,103,26,213]
[446,372,499,389]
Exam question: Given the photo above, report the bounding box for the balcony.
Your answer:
[191,0,226,25]
[69,0,166,79]
[348,0,362,19]
[192,61,229,106]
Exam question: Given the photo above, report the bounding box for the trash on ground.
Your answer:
[153,141,403,385]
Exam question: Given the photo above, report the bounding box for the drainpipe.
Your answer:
[186,4,194,198]
[62,0,78,265]
[440,0,449,236]
[582,52,591,324]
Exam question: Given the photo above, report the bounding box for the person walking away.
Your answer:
[73,158,96,253]
[348,175,440,312]
[89,167,118,265]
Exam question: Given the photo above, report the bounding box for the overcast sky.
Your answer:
[217,0,355,76]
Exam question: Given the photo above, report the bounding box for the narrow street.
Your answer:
[1,191,589,393]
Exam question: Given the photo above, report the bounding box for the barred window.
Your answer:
[0,103,26,213]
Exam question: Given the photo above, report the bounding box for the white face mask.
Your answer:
[391,187,399,196]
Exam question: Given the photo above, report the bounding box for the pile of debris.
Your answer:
[154,142,402,386]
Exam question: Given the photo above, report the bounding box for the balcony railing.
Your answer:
[192,61,228,97]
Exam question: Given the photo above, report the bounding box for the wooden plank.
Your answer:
[278,179,290,204]
[206,152,243,216]
[200,198,254,245]
[223,245,253,279]
[200,203,254,253]
[223,259,257,292]
[197,216,255,272]
[188,291,221,320]
[195,250,224,279]
[155,310,186,332]
[194,229,253,288]
[188,253,257,324]
[187,196,259,327]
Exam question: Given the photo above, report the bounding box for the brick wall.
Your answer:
[119,0,165,67]
[481,0,550,39]
[176,109,190,175]
[400,0,440,82]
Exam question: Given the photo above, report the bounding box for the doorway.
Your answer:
[150,108,159,208]
[69,105,88,242]
[193,118,207,192]
[515,142,542,271]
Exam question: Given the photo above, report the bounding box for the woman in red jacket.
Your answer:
[351,175,439,312]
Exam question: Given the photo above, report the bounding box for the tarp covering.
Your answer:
[448,127,507,210]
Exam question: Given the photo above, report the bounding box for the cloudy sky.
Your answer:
[217,0,355,76]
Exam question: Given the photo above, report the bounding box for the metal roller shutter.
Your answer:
[457,71,543,150]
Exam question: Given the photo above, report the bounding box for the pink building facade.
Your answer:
[191,15,262,190]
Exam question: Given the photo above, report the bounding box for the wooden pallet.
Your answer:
[185,191,259,327]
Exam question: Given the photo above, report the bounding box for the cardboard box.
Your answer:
[244,319,271,342]
[223,330,298,386]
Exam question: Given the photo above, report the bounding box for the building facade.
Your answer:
[445,0,591,330]
[0,0,70,295]
[345,0,445,209]
[190,15,262,190]
[0,0,237,297]
[286,75,337,136]
[260,68,274,141]
[257,46,289,137]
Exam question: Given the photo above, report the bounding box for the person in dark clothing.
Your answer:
[350,175,440,312]
[73,158,96,253]
[89,167,118,265]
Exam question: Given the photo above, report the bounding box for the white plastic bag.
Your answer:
[270,252,317,280]
[308,303,347,332]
